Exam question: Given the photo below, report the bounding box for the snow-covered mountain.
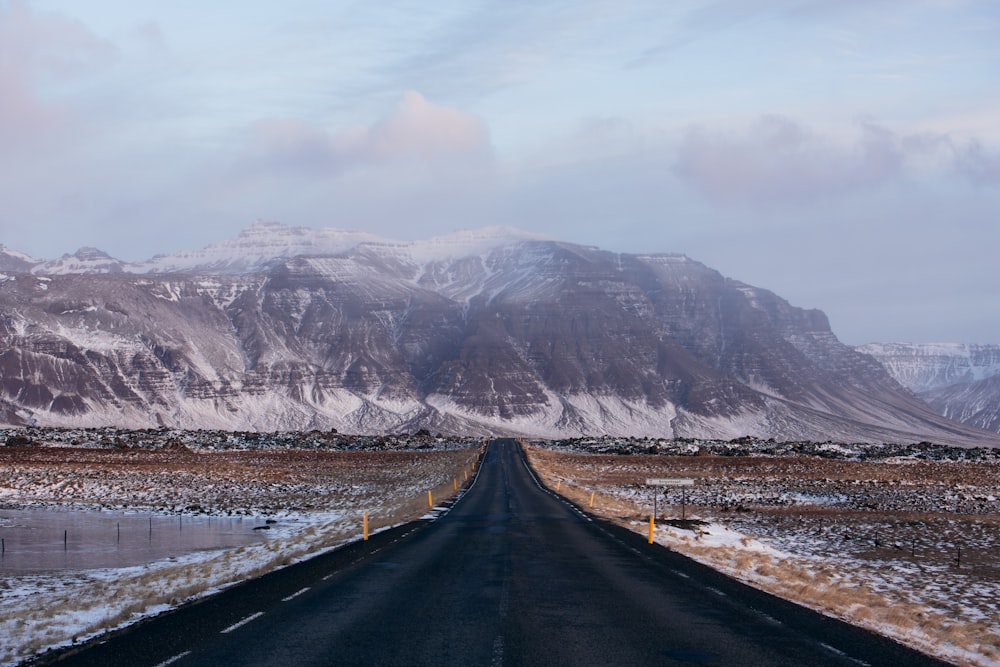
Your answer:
[857,342,1000,434]
[18,221,555,276]
[132,221,390,274]
[920,375,1000,434]
[0,245,39,273]
[856,343,1000,393]
[35,247,127,275]
[1,223,997,445]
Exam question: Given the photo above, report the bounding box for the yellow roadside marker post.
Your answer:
[589,491,595,508]
[363,512,369,541]
[649,516,654,544]
[428,490,433,508]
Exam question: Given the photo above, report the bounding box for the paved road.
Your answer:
[42,440,947,666]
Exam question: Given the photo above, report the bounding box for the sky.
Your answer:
[1,0,998,345]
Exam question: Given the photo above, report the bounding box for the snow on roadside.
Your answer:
[1,510,356,665]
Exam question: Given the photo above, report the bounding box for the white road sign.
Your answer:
[646,478,695,486]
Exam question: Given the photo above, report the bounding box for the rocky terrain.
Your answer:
[528,438,1000,666]
[2,222,997,446]
[0,429,476,515]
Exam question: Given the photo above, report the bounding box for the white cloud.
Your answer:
[242,90,491,176]
[368,90,491,160]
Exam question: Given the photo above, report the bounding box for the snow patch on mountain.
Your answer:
[407,226,553,264]
[14,222,557,279]
[857,342,1000,393]
[921,375,1000,434]
[133,221,391,275]
[0,245,39,273]
[423,390,679,439]
[34,248,126,275]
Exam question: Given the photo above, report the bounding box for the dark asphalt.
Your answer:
[36,440,948,666]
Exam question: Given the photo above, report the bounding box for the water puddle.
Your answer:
[0,508,268,573]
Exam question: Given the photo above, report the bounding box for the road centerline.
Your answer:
[220,611,264,634]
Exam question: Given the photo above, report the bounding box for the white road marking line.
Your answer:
[282,587,310,602]
[755,610,783,626]
[819,643,870,666]
[220,611,264,634]
[491,634,505,667]
[153,650,191,667]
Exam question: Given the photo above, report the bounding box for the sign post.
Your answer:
[646,478,695,520]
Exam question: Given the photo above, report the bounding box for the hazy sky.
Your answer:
[1,1,998,345]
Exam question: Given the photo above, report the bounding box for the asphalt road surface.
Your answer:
[40,440,948,666]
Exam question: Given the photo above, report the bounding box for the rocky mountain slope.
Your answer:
[1,223,996,445]
[857,343,1000,434]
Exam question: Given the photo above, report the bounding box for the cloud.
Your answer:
[368,90,491,159]
[0,1,114,146]
[242,90,491,176]
[673,116,948,206]
[954,139,1000,186]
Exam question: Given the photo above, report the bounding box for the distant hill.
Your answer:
[858,343,1000,435]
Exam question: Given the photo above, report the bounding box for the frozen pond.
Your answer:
[0,508,269,573]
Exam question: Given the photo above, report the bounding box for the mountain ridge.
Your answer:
[5,220,560,277]
[1,223,997,445]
